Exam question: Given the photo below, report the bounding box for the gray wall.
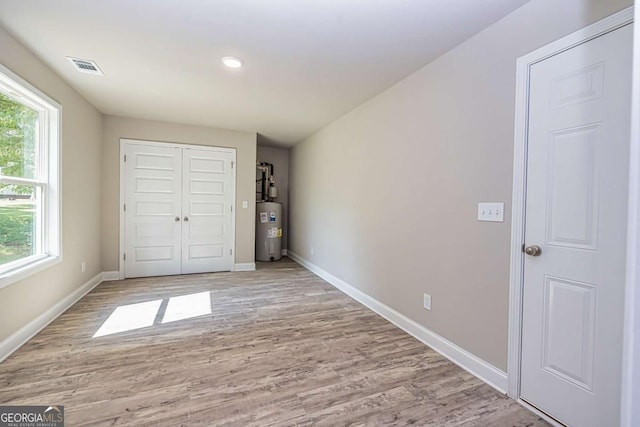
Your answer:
[289,0,632,371]
[0,27,103,342]
[257,145,290,250]
[101,115,257,271]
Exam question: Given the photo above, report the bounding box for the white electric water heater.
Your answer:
[256,202,282,261]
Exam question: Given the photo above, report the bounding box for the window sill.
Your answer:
[0,255,62,290]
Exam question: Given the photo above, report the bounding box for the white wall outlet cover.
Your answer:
[242,200,248,209]
[423,293,432,311]
[477,202,505,222]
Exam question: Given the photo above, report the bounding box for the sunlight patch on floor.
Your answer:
[162,291,212,324]
[93,299,162,337]
[93,291,213,337]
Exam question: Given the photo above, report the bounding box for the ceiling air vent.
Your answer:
[66,57,104,76]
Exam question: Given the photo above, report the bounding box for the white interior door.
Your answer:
[181,148,234,274]
[124,143,182,278]
[521,24,632,426]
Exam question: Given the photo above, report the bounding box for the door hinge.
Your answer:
[230,248,233,255]
[124,203,126,212]
[231,205,233,212]
[231,161,234,168]
[123,253,126,261]
[124,154,127,162]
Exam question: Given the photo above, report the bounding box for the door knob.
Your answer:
[175,217,180,222]
[183,216,189,222]
[524,245,542,257]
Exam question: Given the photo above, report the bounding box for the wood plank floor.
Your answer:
[0,258,547,426]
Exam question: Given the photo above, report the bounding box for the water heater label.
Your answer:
[267,227,278,238]
[269,211,277,222]
[259,212,268,223]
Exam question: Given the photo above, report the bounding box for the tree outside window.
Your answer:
[0,92,38,265]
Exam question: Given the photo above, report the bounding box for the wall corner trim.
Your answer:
[0,272,106,364]
[288,251,509,394]
[234,263,256,272]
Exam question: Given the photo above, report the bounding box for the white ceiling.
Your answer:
[0,0,528,147]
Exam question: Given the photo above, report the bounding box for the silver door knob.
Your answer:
[524,245,542,256]
[183,216,189,222]
[175,217,180,222]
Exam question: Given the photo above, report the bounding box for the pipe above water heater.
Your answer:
[257,161,278,202]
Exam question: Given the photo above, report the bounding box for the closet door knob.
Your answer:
[524,245,542,257]
[184,217,189,222]
[175,217,180,222]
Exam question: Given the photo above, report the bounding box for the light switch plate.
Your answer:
[242,200,248,209]
[478,202,504,222]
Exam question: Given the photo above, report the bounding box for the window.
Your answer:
[0,65,61,287]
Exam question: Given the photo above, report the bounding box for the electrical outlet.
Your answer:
[81,261,86,273]
[423,293,432,311]
[242,200,248,209]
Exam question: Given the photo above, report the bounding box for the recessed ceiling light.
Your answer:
[221,56,243,69]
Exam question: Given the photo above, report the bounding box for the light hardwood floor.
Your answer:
[0,258,547,426]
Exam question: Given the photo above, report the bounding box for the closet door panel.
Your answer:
[181,148,234,274]
[124,143,182,278]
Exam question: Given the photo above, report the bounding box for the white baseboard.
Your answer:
[0,272,104,363]
[102,271,121,281]
[234,263,256,272]
[281,249,288,256]
[287,251,509,394]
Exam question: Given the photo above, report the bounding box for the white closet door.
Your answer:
[181,148,234,274]
[124,143,182,278]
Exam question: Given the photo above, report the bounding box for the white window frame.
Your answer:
[0,64,62,289]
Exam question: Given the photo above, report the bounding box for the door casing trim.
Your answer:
[621,6,640,427]
[119,138,237,280]
[507,5,634,401]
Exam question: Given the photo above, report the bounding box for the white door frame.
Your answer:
[507,4,634,413]
[621,5,640,427]
[119,138,237,280]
